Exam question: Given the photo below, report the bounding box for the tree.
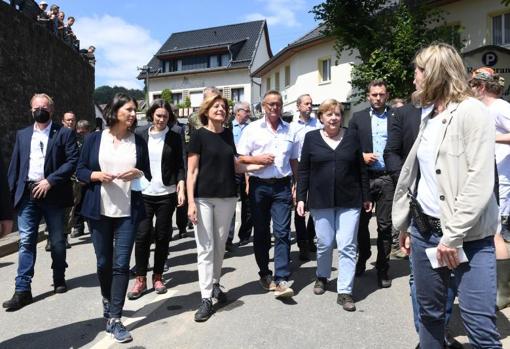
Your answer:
[93,85,145,105]
[161,89,173,104]
[183,96,191,108]
[502,0,510,6]
[312,0,463,102]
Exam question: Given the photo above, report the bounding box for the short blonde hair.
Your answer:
[30,93,54,111]
[317,98,343,122]
[412,43,472,107]
[197,94,229,125]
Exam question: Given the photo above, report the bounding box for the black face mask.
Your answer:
[33,108,51,123]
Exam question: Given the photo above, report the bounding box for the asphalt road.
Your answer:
[0,208,509,349]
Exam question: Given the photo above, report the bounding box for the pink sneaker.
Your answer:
[153,274,167,294]
[127,276,147,300]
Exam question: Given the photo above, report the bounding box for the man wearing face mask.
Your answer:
[3,93,78,311]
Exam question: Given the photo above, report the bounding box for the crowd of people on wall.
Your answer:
[1,42,509,348]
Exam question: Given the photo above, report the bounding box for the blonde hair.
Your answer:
[197,94,229,125]
[412,43,472,107]
[30,93,55,111]
[317,98,343,122]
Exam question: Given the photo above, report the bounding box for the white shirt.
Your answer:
[489,99,510,185]
[237,116,298,179]
[290,116,322,161]
[143,127,176,196]
[320,129,341,150]
[98,129,136,217]
[417,106,442,218]
[27,121,52,181]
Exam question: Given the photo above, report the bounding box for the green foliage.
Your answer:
[227,99,235,107]
[183,96,191,108]
[502,0,510,6]
[94,85,145,105]
[312,1,464,102]
[161,89,173,103]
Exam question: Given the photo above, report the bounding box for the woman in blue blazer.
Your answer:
[77,93,150,343]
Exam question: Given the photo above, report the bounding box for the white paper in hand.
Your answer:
[425,247,468,269]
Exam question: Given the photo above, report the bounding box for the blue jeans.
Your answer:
[89,216,137,318]
[410,225,501,348]
[409,254,457,334]
[311,207,360,294]
[249,178,292,283]
[16,195,67,291]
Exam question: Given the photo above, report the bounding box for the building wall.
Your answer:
[260,40,366,122]
[250,28,272,104]
[0,2,95,162]
[148,68,252,107]
[439,0,507,51]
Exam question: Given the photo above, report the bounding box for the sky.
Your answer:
[53,0,323,89]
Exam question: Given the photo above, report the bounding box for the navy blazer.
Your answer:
[348,107,392,154]
[8,122,78,208]
[76,130,151,224]
[135,125,185,185]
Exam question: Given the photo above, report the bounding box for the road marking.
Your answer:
[89,290,178,349]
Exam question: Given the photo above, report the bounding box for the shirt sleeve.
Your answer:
[236,125,251,156]
[188,128,202,155]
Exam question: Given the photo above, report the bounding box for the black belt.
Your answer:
[423,213,443,236]
[251,176,291,185]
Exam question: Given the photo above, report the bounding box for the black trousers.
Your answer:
[135,193,176,275]
[357,173,394,272]
[237,176,253,240]
[175,202,188,231]
[294,207,315,242]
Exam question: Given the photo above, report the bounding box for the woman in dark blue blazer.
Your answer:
[296,98,371,312]
[77,93,150,343]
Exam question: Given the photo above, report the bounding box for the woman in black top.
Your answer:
[297,98,371,312]
[187,93,264,322]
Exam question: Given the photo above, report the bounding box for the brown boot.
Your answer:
[127,276,147,300]
[152,274,167,294]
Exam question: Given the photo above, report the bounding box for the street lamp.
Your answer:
[137,65,156,105]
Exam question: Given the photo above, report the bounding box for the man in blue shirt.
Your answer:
[348,80,393,288]
[226,102,253,250]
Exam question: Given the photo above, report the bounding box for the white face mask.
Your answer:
[131,175,150,192]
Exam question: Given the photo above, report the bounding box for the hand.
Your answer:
[188,202,198,225]
[245,182,250,196]
[91,171,116,183]
[117,168,143,182]
[362,152,378,165]
[0,220,13,237]
[254,153,275,165]
[399,231,411,256]
[363,201,373,212]
[177,181,186,207]
[296,201,306,217]
[32,179,52,199]
[436,243,460,269]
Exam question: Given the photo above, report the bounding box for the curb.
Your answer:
[0,226,47,258]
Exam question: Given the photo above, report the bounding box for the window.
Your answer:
[209,55,220,68]
[319,58,331,82]
[172,93,183,105]
[152,94,162,100]
[231,88,244,102]
[274,72,280,91]
[221,53,230,66]
[493,13,510,45]
[284,65,290,87]
[266,77,271,91]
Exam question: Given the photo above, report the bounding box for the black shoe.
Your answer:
[377,271,392,288]
[444,333,463,349]
[178,228,187,239]
[45,239,51,252]
[2,291,33,310]
[194,298,214,322]
[212,283,227,304]
[313,277,327,295]
[54,281,67,294]
[298,241,310,261]
[355,262,366,277]
[308,241,317,253]
[238,238,250,246]
[70,228,84,238]
[65,236,71,249]
[337,293,356,311]
[187,221,193,230]
[225,240,234,253]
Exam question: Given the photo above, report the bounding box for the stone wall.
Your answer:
[0,1,95,162]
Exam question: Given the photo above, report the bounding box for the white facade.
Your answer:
[258,39,366,122]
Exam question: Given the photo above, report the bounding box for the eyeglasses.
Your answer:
[238,108,251,113]
[264,102,282,108]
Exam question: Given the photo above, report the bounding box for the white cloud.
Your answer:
[244,0,306,27]
[73,15,161,89]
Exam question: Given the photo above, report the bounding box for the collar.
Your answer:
[297,116,315,125]
[232,119,248,127]
[421,105,434,121]
[262,116,285,131]
[33,120,53,134]
[369,107,388,119]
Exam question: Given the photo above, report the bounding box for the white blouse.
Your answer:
[98,129,136,217]
[143,126,176,196]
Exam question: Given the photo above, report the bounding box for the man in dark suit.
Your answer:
[0,158,13,238]
[3,93,78,311]
[348,79,393,288]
